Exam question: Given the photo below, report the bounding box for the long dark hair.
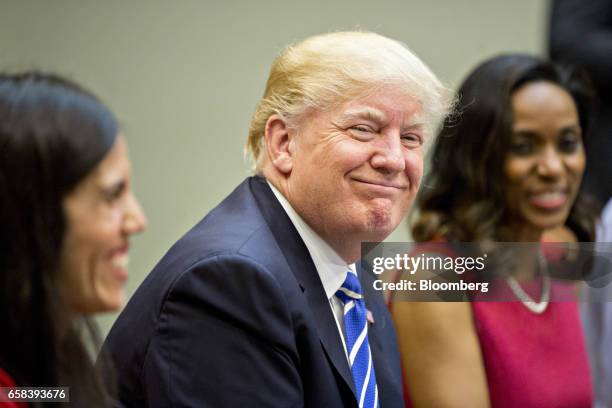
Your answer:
[0,72,118,406]
[412,54,598,242]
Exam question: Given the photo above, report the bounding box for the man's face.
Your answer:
[285,85,425,258]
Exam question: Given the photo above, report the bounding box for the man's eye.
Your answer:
[351,125,374,133]
[401,134,422,146]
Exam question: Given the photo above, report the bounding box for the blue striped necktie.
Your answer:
[336,272,379,408]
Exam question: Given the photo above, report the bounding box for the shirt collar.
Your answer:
[267,180,355,299]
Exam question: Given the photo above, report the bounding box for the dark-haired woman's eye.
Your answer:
[103,182,125,203]
[509,138,534,155]
[558,133,581,153]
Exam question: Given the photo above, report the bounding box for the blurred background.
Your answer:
[0,0,549,337]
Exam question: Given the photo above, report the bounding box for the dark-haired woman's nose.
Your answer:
[536,147,564,180]
[124,193,148,235]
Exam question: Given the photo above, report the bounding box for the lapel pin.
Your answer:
[366,309,375,325]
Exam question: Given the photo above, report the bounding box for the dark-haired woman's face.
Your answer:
[58,135,147,315]
[503,81,585,240]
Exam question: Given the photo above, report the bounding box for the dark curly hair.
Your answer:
[412,54,598,243]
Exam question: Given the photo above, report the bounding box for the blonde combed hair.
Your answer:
[247,31,453,170]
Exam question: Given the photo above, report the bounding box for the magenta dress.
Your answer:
[472,282,593,408]
[392,249,593,407]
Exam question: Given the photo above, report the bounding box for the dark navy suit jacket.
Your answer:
[101,176,404,407]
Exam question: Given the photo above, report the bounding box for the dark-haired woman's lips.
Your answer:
[527,190,568,211]
[109,244,129,282]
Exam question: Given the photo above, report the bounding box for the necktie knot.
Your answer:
[336,272,363,304]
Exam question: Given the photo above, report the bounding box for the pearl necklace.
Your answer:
[506,254,550,314]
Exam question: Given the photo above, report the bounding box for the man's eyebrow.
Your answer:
[336,107,387,123]
[335,107,426,132]
[401,111,426,133]
[402,122,424,132]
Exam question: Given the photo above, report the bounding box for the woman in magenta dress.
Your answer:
[391,55,598,407]
[0,73,147,406]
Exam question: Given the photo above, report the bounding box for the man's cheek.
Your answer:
[406,159,423,186]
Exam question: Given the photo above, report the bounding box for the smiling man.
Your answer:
[102,31,451,407]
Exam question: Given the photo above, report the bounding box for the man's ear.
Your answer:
[264,114,294,174]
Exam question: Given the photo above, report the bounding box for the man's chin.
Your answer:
[364,208,398,240]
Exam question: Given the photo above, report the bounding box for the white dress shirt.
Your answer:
[268,181,355,359]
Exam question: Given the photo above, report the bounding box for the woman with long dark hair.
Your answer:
[0,72,147,406]
[391,55,597,407]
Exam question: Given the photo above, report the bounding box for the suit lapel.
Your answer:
[294,258,356,397]
[249,176,356,397]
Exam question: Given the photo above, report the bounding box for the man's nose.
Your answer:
[370,135,406,173]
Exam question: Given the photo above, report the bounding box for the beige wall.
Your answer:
[0,0,549,337]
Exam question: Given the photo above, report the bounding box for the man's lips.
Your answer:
[350,177,408,191]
